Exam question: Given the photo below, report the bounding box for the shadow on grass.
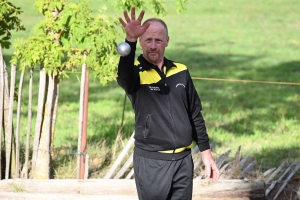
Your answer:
[251,146,300,168]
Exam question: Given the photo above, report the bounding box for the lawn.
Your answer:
[3,0,300,178]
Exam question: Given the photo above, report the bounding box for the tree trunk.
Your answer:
[50,74,59,178]
[15,71,24,178]
[0,50,15,180]
[5,64,16,179]
[33,73,54,179]
[31,65,46,178]
[0,47,4,180]
[24,67,34,179]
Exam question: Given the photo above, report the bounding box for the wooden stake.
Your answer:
[6,64,16,179]
[238,161,256,179]
[265,161,286,184]
[80,64,89,180]
[24,67,34,179]
[265,163,293,196]
[15,71,24,178]
[77,62,86,179]
[104,133,134,179]
[273,163,300,200]
[216,149,231,168]
[114,153,133,179]
[125,168,134,179]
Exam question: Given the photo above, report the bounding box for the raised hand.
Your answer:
[119,7,150,42]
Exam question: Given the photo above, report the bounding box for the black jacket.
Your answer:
[117,40,210,160]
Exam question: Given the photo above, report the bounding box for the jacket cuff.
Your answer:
[119,39,136,58]
[198,142,210,152]
[125,39,137,48]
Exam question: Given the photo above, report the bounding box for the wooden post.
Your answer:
[6,64,16,179]
[80,65,89,179]
[15,71,24,178]
[77,62,86,179]
[24,67,34,179]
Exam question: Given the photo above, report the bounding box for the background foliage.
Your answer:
[0,0,25,48]
[2,0,300,178]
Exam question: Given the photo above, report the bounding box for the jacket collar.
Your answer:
[138,55,176,71]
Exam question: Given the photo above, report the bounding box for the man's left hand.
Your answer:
[201,149,220,182]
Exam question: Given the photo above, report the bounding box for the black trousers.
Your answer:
[133,153,193,200]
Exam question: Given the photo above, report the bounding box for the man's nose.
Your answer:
[150,41,156,49]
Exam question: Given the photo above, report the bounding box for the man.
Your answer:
[117,7,219,200]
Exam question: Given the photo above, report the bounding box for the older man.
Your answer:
[117,7,219,200]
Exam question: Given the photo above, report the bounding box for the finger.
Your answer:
[119,18,127,28]
[211,170,217,182]
[131,6,136,20]
[124,10,130,23]
[212,168,220,182]
[216,169,220,180]
[141,21,151,32]
[205,166,211,179]
[137,10,145,22]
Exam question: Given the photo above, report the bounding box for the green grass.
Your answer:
[3,0,300,178]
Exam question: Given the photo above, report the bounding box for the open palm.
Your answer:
[119,7,150,41]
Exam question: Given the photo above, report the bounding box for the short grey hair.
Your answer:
[142,18,169,37]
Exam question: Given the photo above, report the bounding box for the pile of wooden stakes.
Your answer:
[104,133,300,200]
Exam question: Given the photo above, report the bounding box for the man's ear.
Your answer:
[166,36,170,47]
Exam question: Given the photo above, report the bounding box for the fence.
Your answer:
[103,132,300,200]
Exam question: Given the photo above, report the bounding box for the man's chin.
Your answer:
[146,55,158,63]
[149,58,159,64]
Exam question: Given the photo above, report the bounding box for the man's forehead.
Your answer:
[144,23,167,35]
[148,21,165,29]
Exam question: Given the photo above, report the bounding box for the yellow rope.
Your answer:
[191,77,300,86]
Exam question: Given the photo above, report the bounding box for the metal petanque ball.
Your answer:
[117,42,131,57]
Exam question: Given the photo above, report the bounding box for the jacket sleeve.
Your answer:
[117,40,140,95]
[186,70,210,152]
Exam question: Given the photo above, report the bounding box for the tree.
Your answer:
[11,0,120,179]
[110,0,187,16]
[11,0,187,179]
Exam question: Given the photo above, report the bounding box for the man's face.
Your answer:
[139,21,169,66]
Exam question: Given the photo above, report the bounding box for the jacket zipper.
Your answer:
[159,66,178,158]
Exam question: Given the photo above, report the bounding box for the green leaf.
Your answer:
[1,40,11,49]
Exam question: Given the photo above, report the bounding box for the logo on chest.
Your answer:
[148,86,160,91]
[176,83,185,88]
